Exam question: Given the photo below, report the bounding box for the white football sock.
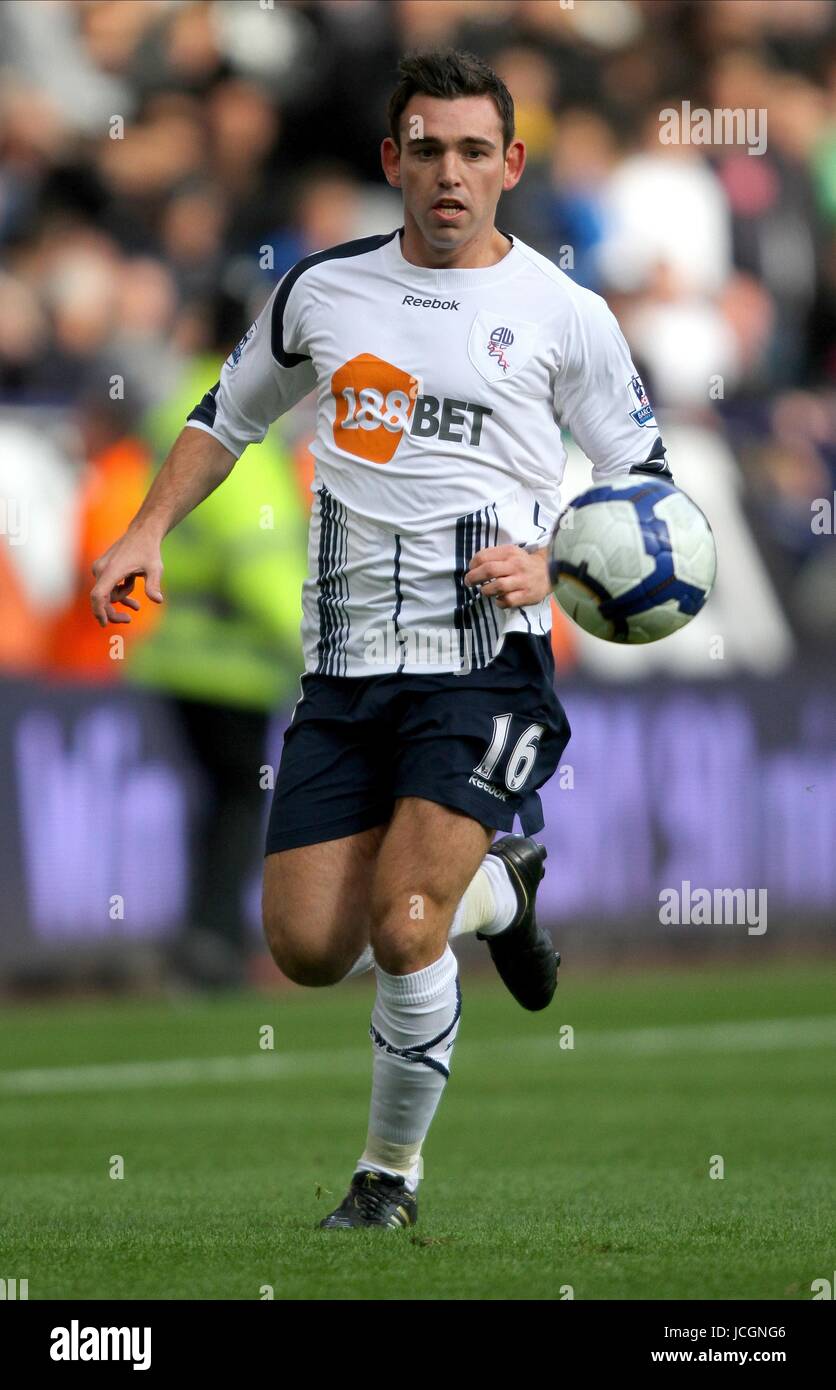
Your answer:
[342,944,374,978]
[356,944,460,1192]
[448,853,518,939]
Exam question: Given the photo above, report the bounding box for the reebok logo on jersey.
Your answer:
[331,353,491,463]
[402,295,460,311]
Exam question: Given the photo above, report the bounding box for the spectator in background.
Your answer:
[1,0,835,691]
[268,164,364,280]
[206,78,285,259]
[46,394,160,681]
[512,106,619,289]
[0,272,53,401]
[493,44,559,163]
[110,256,182,409]
[125,303,309,990]
[0,417,78,673]
[706,51,823,389]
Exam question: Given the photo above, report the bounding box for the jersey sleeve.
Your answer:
[553,289,668,481]
[185,271,317,459]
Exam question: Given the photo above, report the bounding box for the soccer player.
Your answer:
[91,49,671,1231]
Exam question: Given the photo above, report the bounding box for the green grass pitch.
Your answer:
[1,960,833,1300]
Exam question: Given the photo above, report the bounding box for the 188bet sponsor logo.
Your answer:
[331,353,491,463]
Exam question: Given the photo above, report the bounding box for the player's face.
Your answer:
[381,95,525,260]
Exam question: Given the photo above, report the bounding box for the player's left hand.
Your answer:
[465,544,552,609]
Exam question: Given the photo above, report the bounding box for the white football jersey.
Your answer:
[186,228,665,675]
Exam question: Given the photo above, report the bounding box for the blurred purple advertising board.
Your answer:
[0,674,833,956]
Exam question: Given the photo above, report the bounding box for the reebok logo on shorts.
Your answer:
[469,775,509,802]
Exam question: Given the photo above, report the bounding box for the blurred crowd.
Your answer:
[1,0,835,988]
[1,0,835,673]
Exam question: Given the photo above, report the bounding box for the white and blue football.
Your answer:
[548,476,717,644]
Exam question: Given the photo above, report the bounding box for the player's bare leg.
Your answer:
[263,822,553,987]
[262,824,387,987]
[262,805,557,1228]
[318,797,494,1228]
[367,795,495,971]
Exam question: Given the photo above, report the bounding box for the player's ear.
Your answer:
[502,139,526,192]
[380,137,402,188]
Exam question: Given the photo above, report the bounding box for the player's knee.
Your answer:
[266,935,345,988]
[281,953,345,987]
[369,892,449,973]
[369,878,449,929]
[261,905,345,987]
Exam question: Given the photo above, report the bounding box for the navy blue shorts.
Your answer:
[264,633,571,854]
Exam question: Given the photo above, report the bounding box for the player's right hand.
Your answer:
[90,532,164,627]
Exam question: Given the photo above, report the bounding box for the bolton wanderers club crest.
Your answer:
[468,312,538,383]
[487,326,514,373]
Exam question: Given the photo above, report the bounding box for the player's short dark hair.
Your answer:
[388,48,515,151]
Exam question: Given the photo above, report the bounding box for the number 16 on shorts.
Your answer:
[473,715,544,792]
